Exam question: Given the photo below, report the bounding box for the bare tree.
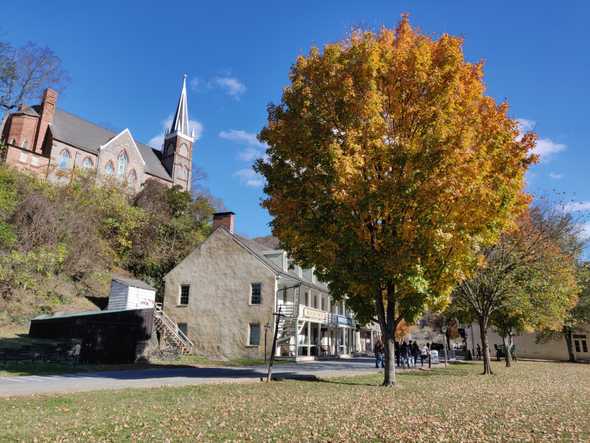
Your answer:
[0,41,68,113]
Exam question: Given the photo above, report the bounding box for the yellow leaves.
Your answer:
[258,15,535,324]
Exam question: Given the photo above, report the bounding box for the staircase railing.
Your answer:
[276,303,298,343]
[154,303,194,352]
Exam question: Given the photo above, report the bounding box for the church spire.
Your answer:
[168,74,191,140]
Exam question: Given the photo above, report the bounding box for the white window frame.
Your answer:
[250,282,262,305]
[574,334,588,354]
[179,284,190,306]
[248,322,261,347]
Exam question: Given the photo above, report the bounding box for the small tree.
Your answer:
[539,263,590,361]
[127,180,213,294]
[256,17,535,386]
[453,206,581,373]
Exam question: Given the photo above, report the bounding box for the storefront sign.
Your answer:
[302,307,328,323]
[335,315,353,327]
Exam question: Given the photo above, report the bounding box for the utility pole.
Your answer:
[266,306,284,382]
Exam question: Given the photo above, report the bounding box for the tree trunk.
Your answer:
[375,285,396,386]
[383,334,395,386]
[478,316,493,375]
[563,326,576,363]
[502,334,512,367]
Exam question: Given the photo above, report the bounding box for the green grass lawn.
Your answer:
[0,361,588,442]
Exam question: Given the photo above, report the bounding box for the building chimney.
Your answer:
[34,88,58,154]
[213,212,235,234]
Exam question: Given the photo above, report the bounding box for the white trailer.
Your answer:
[107,276,156,311]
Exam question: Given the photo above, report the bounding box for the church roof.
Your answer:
[48,108,172,181]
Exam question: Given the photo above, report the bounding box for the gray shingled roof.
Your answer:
[112,275,156,291]
[234,232,329,293]
[49,108,172,181]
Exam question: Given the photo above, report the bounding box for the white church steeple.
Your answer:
[162,75,195,192]
[167,74,193,141]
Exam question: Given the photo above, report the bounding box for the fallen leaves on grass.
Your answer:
[0,361,589,442]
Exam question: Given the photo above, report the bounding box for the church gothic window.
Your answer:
[105,161,114,175]
[58,150,71,169]
[179,143,189,157]
[82,157,93,169]
[117,151,128,177]
[127,169,137,187]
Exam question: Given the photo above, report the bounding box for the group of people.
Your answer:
[373,339,431,369]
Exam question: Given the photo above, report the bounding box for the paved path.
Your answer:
[0,358,386,397]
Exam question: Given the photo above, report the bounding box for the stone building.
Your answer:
[164,212,378,360]
[0,76,195,192]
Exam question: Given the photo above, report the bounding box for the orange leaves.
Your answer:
[256,15,536,328]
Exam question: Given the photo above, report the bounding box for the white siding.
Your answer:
[127,287,155,309]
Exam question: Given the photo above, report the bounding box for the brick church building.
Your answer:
[0,76,195,192]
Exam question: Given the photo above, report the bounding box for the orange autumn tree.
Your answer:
[256,17,536,386]
[395,320,413,341]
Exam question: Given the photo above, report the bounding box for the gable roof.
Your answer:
[164,227,329,294]
[48,108,172,181]
[232,231,329,293]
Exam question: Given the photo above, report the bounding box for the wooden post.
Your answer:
[442,328,448,368]
[266,306,284,382]
[264,322,271,362]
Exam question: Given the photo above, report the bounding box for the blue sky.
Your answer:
[2,1,589,239]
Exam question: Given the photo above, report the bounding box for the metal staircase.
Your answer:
[276,304,299,343]
[153,303,193,355]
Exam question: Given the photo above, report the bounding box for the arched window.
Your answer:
[82,157,94,169]
[127,169,137,187]
[179,143,189,157]
[105,161,114,176]
[58,150,71,169]
[117,151,128,177]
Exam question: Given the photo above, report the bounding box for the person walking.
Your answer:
[411,341,420,368]
[400,341,409,368]
[476,344,482,360]
[374,339,385,369]
[420,343,429,367]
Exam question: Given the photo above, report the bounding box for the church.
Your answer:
[0,76,194,192]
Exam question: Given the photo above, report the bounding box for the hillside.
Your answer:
[0,163,214,332]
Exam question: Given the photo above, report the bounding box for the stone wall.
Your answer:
[164,228,277,360]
